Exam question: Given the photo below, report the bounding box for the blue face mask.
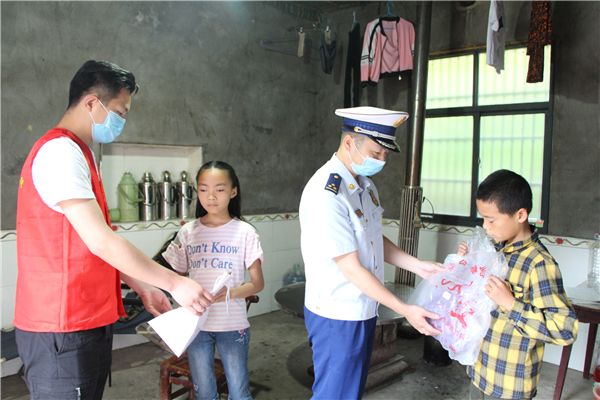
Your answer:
[90,100,126,143]
[350,141,386,176]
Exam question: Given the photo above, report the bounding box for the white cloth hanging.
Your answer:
[487,0,506,74]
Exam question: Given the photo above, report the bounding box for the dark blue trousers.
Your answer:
[304,306,377,400]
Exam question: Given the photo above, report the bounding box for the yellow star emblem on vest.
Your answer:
[348,183,355,190]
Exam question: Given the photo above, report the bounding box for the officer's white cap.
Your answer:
[335,106,409,152]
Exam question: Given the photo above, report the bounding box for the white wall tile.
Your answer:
[259,251,273,284]
[382,225,399,243]
[544,244,589,288]
[118,229,165,258]
[269,249,303,285]
[271,220,301,252]
[417,229,439,262]
[1,240,17,288]
[2,285,16,328]
[432,231,464,262]
[252,221,274,254]
[247,289,271,319]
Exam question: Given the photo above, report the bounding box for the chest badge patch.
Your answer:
[369,189,379,206]
[355,209,363,218]
[325,173,341,195]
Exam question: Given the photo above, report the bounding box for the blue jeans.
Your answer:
[187,329,252,400]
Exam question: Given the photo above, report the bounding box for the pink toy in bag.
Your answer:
[408,227,509,365]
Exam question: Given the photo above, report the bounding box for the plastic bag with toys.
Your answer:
[408,226,509,365]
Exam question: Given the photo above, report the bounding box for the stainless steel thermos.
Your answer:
[158,171,176,220]
[176,171,196,219]
[139,172,158,221]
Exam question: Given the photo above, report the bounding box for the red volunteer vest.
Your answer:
[14,128,125,332]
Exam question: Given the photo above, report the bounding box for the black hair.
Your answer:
[195,161,245,220]
[476,169,533,216]
[67,60,139,109]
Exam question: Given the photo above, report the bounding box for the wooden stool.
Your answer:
[158,295,259,400]
[159,354,228,400]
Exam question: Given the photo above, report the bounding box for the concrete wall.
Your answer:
[316,1,599,239]
[2,1,599,238]
[0,1,326,229]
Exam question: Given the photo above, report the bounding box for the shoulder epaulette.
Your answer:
[325,173,342,195]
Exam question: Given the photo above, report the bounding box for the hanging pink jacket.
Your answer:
[360,17,415,85]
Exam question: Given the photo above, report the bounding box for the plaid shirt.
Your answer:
[467,228,579,399]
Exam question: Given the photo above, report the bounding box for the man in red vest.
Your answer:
[14,60,213,399]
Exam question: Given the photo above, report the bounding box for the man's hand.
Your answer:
[485,275,515,310]
[415,260,445,279]
[137,286,173,317]
[170,276,214,316]
[403,305,442,336]
[456,241,468,256]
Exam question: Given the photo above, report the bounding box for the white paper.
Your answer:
[148,271,232,357]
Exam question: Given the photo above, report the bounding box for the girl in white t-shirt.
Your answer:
[163,161,264,400]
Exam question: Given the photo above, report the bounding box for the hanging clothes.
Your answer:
[526,1,552,83]
[360,17,415,86]
[344,22,361,107]
[486,0,506,75]
[320,28,337,74]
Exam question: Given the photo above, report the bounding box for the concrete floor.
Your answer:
[1,311,593,400]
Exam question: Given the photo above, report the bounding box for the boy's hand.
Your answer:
[485,275,514,310]
[456,241,468,256]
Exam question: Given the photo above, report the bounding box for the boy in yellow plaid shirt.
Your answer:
[458,169,579,400]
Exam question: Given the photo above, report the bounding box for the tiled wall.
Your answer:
[1,216,594,374]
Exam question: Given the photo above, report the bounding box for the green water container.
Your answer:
[117,172,143,222]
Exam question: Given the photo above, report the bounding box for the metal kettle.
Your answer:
[158,171,176,220]
[176,171,197,219]
[139,172,158,221]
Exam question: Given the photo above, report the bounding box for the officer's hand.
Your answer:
[171,276,213,316]
[404,305,442,336]
[415,261,445,279]
[138,285,173,317]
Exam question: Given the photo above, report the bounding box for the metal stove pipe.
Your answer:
[395,2,432,286]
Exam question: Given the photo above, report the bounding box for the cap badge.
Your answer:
[393,116,408,127]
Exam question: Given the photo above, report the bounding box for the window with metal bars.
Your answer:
[421,45,552,232]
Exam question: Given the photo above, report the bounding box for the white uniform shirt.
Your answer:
[300,154,385,321]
